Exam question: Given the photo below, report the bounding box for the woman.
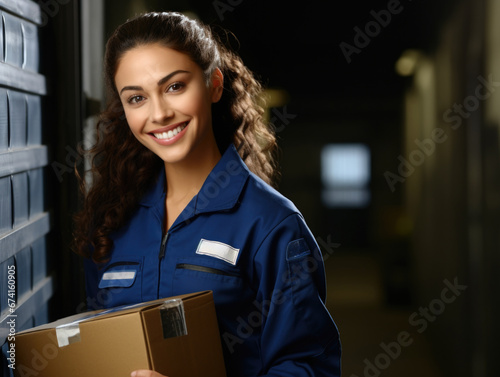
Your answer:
[73,11,341,377]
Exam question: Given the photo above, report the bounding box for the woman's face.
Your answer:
[114,43,223,165]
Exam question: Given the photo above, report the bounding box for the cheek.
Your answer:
[177,86,212,116]
[124,110,146,135]
[182,93,212,120]
[173,95,199,115]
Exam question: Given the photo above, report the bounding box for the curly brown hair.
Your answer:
[73,12,279,263]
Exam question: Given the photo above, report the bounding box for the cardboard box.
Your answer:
[14,291,226,377]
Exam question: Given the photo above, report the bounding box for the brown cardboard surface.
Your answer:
[13,291,226,377]
[144,292,224,375]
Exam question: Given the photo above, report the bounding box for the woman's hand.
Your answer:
[131,370,167,377]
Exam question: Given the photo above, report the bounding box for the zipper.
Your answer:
[157,232,169,299]
[176,263,239,277]
[159,232,169,259]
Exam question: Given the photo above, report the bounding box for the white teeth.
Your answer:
[153,123,186,140]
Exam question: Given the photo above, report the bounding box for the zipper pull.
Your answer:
[159,233,169,259]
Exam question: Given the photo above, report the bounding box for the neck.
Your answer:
[164,141,222,200]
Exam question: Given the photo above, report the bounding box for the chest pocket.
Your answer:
[98,257,143,307]
[173,256,244,301]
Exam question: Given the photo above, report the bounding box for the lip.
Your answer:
[148,121,189,146]
[149,121,189,134]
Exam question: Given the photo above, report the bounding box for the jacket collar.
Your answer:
[139,144,250,218]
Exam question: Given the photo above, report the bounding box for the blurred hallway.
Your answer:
[2,1,499,376]
[325,251,443,377]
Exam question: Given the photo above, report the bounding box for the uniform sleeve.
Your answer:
[253,213,341,376]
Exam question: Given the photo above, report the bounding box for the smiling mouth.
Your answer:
[151,122,188,140]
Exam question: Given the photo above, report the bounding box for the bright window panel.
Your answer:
[321,144,371,208]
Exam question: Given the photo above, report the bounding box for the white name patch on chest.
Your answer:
[102,271,136,280]
[196,239,240,265]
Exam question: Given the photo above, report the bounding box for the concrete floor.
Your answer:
[325,251,444,377]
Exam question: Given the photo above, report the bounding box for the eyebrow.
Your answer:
[119,70,190,95]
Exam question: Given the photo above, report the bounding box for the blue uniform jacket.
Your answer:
[84,144,341,376]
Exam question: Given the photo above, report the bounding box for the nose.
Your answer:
[150,97,174,124]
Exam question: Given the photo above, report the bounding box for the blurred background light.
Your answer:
[321,143,371,208]
[396,49,422,77]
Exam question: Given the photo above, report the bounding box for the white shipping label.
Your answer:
[196,239,240,265]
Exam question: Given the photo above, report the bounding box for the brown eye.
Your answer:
[167,82,185,92]
[128,95,145,104]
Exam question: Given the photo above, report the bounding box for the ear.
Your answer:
[210,68,224,103]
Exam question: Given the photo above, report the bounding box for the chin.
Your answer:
[155,147,190,165]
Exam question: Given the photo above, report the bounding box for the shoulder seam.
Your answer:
[253,212,304,260]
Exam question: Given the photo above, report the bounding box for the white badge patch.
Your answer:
[196,239,240,265]
[102,271,136,281]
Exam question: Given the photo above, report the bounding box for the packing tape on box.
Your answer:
[160,298,188,339]
[56,323,81,347]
